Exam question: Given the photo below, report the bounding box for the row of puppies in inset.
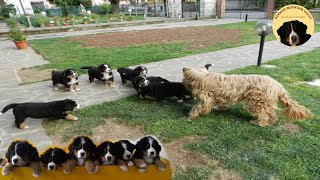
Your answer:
[118,66,192,102]
[1,136,166,177]
[52,64,115,92]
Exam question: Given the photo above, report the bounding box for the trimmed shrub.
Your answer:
[30,14,48,27]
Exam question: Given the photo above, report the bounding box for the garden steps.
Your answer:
[0,20,8,32]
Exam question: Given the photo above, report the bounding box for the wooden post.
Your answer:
[266,0,275,19]
[216,0,225,19]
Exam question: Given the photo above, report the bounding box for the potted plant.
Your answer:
[53,16,60,25]
[82,16,89,24]
[36,18,46,28]
[68,14,75,21]
[48,20,54,27]
[8,27,27,49]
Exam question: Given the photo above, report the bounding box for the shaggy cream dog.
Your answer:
[182,67,312,127]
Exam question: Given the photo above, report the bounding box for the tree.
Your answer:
[109,0,120,13]
[48,0,92,7]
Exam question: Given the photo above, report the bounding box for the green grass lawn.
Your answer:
[43,46,320,179]
[28,21,278,74]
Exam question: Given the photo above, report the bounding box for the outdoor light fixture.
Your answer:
[41,11,46,16]
[254,19,272,66]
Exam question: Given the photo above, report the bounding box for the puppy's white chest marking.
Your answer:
[102,73,112,80]
[77,159,85,166]
[67,78,78,85]
[143,156,154,165]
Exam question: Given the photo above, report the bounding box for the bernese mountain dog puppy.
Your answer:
[132,136,166,173]
[139,82,190,102]
[0,99,79,129]
[96,141,117,166]
[65,136,99,174]
[96,140,135,171]
[52,69,80,92]
[133,75,170,93]
[81,64,115,87]
[117,66,148,85]
[113,140,135,171]
[40,147,68,171]
[277,20,311,46]
[2,140,41,177]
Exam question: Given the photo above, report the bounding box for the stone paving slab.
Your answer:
[0,20,319,156]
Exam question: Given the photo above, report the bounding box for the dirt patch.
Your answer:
[279,123,303,133]
[18,68,52,84]
[71,27,243,49]
[92,119,145,142]
[210,168,242,180]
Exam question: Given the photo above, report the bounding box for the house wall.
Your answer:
[4,0,34,15]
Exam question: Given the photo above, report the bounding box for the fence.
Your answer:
[225,0,267,19]
[182,1,200,18]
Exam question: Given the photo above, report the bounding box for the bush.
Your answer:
[90,13,98,20]
[5,18,18,28]
[8,27,26,42]
[30,14,48,27]
[18,16,29,27]
[0,4,16,18]
[275,0,310,9]
[100,4,112,14]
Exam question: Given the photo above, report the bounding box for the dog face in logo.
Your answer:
[277,20,311,46]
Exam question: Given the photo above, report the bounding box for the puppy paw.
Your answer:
[2,169,10,176]
[158,166,166,171]
[93,165,99,174]
[139,163,147,168]
[138,168,145,173]
[90,82,95,85]
[74,117,78,121]
[120,165,128,171]
[53,87,59,91]
[32,172,40,178]
[127,161,134,167]
[110,84,115,87]
[63,169,71,174]
[75,88,80,91]
[23,126,29,129]
[69,89,76,93]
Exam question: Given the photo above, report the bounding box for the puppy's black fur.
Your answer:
[40,147,68,171]
[68,136,97,165]
[2,140,41,177]
[133,136,166,172]
[52,69,80,92]
[133,75,170,93]
[117,66,148,85]
[0,99,79,129]
[139,82,190,102]
[6,140,39,167]
[277,20,311,46]
[81,64,114,86]
[96,141,117,165]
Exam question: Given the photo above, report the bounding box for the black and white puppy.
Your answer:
[113,140,135,171]
[81,64,115,87]
[40,147,68,171]
[2,140,41,177]
[0,99,80,129]
[65,136,99,174]
[133,136,166,172]
[96,141,117,166]
[117,66,148,85]
[52,69,80,92]
[139,82,190,102]
[133,75,170,93]
[277,20,311,46]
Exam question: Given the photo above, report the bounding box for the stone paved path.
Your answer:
[0,19,319,156]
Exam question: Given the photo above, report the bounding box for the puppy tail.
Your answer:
[1,103,19,114]
[204,64,212,70]
[80,66,93,69]
[279,93,312,120]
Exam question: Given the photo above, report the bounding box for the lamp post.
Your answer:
[254,19,272,66]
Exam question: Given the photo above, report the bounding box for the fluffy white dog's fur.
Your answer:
[182,67,312,127]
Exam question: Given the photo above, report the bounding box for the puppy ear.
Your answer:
[26,143,39,162]
[154,140,162,155]
[68,141,75,156]
[299,21,308,33]
[277,23,286,38]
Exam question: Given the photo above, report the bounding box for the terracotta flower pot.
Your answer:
[63,23,69,26]
[14,41,28,49]
[48,23,54,27]
[83,21,88,24]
